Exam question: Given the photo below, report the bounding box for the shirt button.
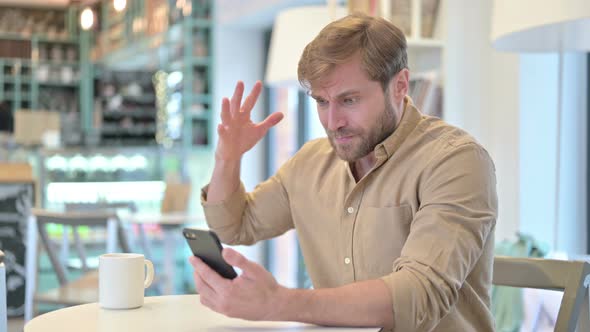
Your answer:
[347,207,354,214]
[344,257,351,265]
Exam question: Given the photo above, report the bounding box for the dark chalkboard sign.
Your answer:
[0,182,33,317]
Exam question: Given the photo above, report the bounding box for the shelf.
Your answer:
[91,1,214,149]
[167,60,184,72]
[0,7,81,118]
[0,58,33,66]
[105,17,126,30]
[0,33,76,44]
[97,139,158,147]
[38,81,79,88]
[101,125,157,135]
[189,94,211,104]
[189,19,213,29]
[121,94,156,104]
[187,112,209,121]
[191,57,211,67]
[3,77,32,83]
[36,60,80,67]
[102,110,157,118]
[97,21,184,69]
[167,57,211,72]
[36,37,78,44]
[3,93,32,101]
[407,38,444,49]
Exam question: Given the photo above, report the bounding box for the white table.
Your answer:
[123,213,205,294]
[24,295,382,332]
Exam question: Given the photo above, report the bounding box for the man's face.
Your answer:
[311,56,399,162]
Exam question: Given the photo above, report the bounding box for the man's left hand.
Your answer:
[189,247,285,320]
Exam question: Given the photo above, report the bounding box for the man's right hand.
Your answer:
[215,81,284,162]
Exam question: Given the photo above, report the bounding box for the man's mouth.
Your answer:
[334,135,354,144]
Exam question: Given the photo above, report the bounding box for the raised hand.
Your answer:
[216,81,284,162]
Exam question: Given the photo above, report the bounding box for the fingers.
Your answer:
[189,256,216,295]
[217,124,226,137]
[190,256,222,312]
[230,81,244,115]
[193,270,215,296]
[256,112,284,133]
[222,81,260,122]
[222,248,262,276]
[199,294,218,312]
[189,256,231,290]
[240,81,262,115]
[194,270,223,314]
[220,97,231,124]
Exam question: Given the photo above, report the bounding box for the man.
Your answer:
[190,13,497,331]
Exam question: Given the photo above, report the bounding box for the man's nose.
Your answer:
[326,105,346,131]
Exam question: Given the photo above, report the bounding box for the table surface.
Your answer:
[25,295,382,332]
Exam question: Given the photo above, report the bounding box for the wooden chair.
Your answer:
[24,208,128,322]
[0,249,6,332]
[64,202,135,270]
[493,256,590,332]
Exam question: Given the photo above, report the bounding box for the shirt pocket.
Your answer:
[355,204,413,278]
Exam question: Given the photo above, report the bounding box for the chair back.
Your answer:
[65,201,137,213]
[24,208,128,321]
[65,202,135,262]
[31,208,121,286]
[160,182,191,213]
[493,256,590,332]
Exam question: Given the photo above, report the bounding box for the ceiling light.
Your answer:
[80,7,94,30]
[114,0,126,12]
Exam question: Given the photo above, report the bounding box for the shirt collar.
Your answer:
[374,96,422,161]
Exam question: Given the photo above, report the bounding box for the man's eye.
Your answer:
[343,98,357,105]
[316,99,328,106]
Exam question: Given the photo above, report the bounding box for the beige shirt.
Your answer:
[202,98,497,332]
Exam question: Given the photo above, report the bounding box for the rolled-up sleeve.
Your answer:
[380,143,497,331]
[201,164,295,246]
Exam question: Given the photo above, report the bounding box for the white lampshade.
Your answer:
[265,6,348,87]
[491,0,590,52]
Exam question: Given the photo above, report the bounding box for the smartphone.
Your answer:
[183,228,238,279]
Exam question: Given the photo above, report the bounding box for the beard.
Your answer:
[326,97,398,162]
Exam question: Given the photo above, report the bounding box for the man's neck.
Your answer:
[351,153,377,182]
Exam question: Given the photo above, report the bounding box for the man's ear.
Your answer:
[388,69,409,102]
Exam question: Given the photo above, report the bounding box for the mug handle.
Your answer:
[144,259,154,288]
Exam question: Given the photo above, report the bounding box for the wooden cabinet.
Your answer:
[95,0,215,149]
[0,6,83,147]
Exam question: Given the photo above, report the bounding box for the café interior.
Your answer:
[0,0,589,331]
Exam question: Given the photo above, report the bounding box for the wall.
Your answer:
[213,26,267,191]
[445,0,587,255]
[444,0,521,244]
[519,53,587,255]
[212,24,268,263]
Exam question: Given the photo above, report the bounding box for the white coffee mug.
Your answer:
[99,253,154,309]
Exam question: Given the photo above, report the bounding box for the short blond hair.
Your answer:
[298,12,407,92]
